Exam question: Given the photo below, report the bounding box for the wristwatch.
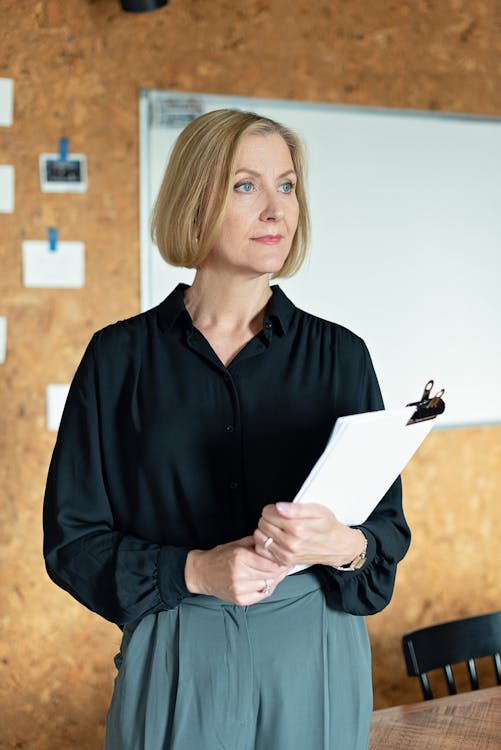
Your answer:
[334,530,368,572]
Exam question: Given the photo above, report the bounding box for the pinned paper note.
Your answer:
[39,138,87,193]
[0,165,14,213]
[22,239,85,288]
[0,78,14,127]
[0,317,6,364]
[46,384,70,431]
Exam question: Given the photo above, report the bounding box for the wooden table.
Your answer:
[370,685,501,750]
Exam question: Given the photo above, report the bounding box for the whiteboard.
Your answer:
[139,89,501,429]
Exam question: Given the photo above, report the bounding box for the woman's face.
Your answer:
[203,132,300,278]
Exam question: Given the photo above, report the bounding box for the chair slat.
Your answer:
[443,664,456,694]
[467,658,478,690]
[419,673,433,701]
[494,653,501,684]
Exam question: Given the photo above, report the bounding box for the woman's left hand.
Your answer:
[253,502,365,569]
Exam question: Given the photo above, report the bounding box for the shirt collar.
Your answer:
[157,282,295,336]
[157,283,192,332]
[264,285,295,337]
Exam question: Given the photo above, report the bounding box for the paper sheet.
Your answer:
[0,317,6,364]
[0,78,14,126]
[46,384,70,431]
[0,165,15,212]
[22,240,85,288]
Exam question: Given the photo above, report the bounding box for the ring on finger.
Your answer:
[263,537,274,551]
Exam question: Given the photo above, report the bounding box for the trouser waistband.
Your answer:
[179,568,324,609]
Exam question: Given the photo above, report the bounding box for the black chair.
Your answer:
[402,610,501,700]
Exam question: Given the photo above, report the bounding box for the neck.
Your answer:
[184,268,273,334]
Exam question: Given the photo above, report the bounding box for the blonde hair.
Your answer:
[151,109,310,278]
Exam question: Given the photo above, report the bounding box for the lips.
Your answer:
[250,235,284,244]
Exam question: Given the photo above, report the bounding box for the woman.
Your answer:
[43,109,410,750]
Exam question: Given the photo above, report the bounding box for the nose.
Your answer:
[259,191,284,222]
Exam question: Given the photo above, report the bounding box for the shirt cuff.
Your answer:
[157,545,192,609]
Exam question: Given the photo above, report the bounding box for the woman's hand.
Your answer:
[184,536,291,606]
[253,502,366,569]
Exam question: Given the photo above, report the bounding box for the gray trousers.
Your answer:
[104,570,372,750]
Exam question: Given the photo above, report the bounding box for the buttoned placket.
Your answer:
[184,323,274,537]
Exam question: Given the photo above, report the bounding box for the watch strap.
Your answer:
[333,529,368,572]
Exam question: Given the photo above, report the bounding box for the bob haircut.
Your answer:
[151,109,310,278]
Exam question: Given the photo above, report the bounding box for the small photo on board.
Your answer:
[39,153,88,193]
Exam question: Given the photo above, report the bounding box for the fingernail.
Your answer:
[276,502,293,515]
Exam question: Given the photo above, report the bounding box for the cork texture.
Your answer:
[1,1,500,747]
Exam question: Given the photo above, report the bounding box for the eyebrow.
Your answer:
[234,168,296,179]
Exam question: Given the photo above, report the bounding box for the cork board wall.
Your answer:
[1,1,500,748]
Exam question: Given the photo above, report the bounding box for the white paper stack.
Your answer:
[287,405,439,574]
[294,406,435,525]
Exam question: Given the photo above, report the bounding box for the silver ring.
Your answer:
[262,581,272,595]
[264,537,273,550]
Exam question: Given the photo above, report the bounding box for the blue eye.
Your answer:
[235,181,253,193]
[279,181,295,194]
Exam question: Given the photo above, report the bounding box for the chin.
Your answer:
[252,252,289,275]
[252,262,286,277]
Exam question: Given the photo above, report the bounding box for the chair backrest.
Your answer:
[402,611,501,700]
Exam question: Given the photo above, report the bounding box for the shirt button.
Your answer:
[226,424,234,432]
[229,481,239,490]
[265,322,272,329]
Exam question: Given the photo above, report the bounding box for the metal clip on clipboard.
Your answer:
[406,380,445,425]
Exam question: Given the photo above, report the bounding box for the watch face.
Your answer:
[353,554,366,570]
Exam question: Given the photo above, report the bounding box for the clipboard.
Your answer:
[292,379,445,533]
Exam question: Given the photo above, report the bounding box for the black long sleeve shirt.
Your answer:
[43,284,410,626]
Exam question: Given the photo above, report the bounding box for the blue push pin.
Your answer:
[48,227,58,252]
[58,137,69,161]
